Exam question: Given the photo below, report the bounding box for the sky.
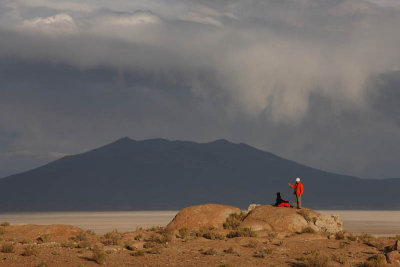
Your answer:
[1,0,400,179]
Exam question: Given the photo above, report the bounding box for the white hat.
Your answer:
[296,177,300,182]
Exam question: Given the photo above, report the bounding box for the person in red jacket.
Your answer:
[289,177,304,209]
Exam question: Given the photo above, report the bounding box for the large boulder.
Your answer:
[166,204,241,230]
[240,205,342,234]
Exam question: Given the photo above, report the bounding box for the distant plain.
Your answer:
[0,210,399,236]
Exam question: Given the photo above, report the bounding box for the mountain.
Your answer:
[0,137,399,211]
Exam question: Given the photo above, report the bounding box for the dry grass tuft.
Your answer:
[92,245,107,265]
[0,222,10,227]
[202,248,218,255]
[227,228,257,238]
[223,212,247,230]
[300,227,316,234]
[361,254,386,267]
[301,251,330,267]
[22,244,39,256]
[1,242,15,253]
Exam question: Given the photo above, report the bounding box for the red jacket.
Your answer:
[290,182,304,196]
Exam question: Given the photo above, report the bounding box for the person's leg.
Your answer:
[295,195,299,209]
[298,195,302,209]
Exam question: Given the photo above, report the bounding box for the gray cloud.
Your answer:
[0,0,400,178]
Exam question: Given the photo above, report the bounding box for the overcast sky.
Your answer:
[1,0,400,179]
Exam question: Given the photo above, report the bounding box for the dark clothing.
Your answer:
[274,195,289,207]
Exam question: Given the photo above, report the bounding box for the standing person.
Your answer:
[289,177,304,209]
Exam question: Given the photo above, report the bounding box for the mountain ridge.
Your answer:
[0,137,399,211]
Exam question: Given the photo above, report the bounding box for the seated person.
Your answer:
[274,192,290,207]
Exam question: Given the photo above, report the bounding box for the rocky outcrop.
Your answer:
[239,205,342,234]
[4,224,84,242]
[166,204,241,230]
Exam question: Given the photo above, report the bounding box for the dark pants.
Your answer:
[295,194,302,209]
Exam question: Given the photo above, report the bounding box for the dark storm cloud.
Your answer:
[0,0,400,178]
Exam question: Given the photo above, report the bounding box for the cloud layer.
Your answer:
[1,0,400,178]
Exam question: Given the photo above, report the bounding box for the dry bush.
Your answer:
[0,227,8,235]
[227,228,257,238]
[148,226,163,231]
[335,231,345,240]
[301,227,316,234]
[223,212,247,230]
[35,263,47,267]
[302,251,330,267]
[202,248,218,255]
[178,227,189,239]
[123,242,135,251]
[37,234,51,243]
[0,222,10,227]
[223,247,238,255]
[331,254,346,264]
[358,233,375,244]
[244,240,258,248]
[77,240,92,249]
[75,232,88,241]
[131,250,145,256]
[61,240,76,248]
[267,232,278,239]
[92,245,106,265]
[86,229,96,235]
[143,242,157,249]
[339,241,350,248]
[147,245,163,254]
[263,247,274,255]
[361,255,386,267]
[218,265,234,267]
[134,234,142,241]
[1,242,15,253]
[253,251,266,258]
[347,234,357,241]
[22,244,39,256]
[202,231,225,240]
[103,230,122,245]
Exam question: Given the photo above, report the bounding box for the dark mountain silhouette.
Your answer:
[0,137,399,211]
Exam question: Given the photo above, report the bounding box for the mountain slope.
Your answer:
[0,137,398,211]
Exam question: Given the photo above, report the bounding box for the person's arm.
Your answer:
[289,183,295,189]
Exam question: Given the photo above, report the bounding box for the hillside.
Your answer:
[0,137,399,211]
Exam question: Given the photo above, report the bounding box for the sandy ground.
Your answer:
[1,210,400,236]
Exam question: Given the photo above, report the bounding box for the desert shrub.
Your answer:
[0,227,8,235]
[223,212,247,230]
[61,240,76,248]
[263,247,273,254]
[131,250,145,256]
[0,222,10,227]
[37,234,51,243]
[223,247,237,254]
[347,234,357,241]
[178,227,190,239]
[202,248,217,255]
[301,227,316,234]
[335,231,345,240]
[361,255,386,267]
[227,228,257,238]
[267,232,278,239]
[302,251,330,267]
[134,234,142,241]
[103,230,122,245]
[86,229,95,235]
[147,245,163,254]
[76,232,88,241]
[143,242,157,249]
[160,229,174,243]
[148,226,163,231]
[77,240,92,249]
[339,241,350,248]
[35,263,47,267]
[1,242,15,253]
[331,254,346,264]
[358,233,375,244]
[244,240,258,248]
[275,241,284,246]
[92,245,106,265]
[22,245,39,256]
[253,251,265,258]
[202,231,225,240]
[123,242,135,251]
[218,265,234,267]
[298,210,312,222]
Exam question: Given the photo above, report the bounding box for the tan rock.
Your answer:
[166,203,241,230]
[239,205,342,234]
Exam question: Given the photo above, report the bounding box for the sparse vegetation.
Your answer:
[22,244,39,256]
[178,227,190,239]
[1,242,15,253]
[223,212,247,230]
[335,231,345,240]
[223,247,239,255]
[358,233,375,245]
[263,247,274,254]
[75,232,88,241]
[218,265,234,267]
[35,263,47,267]
[202,248,217,255]
[86,229,96,235]
[347,234,357,241]
[253,251,265,258]
[0,222,10,227]
[37,234,51,243]
[148,226,163,231]
[0,227,8,235]
[331,254,346,264]
[123,242,135,251]
[148,245,163,254]
[301,227,316,234]
[339,241,350,248]
[134,234,142,241]
[92,245,107,265]
[202,231,225,240]
[77,240,92,249]
[61,240,76,248]
[301,251,330,267]
[103,230,122,245]
[227,228,257,238]
[267,232,278,239]
[244,240,258,248]
[361,255,386,267]
[131,250,145,256]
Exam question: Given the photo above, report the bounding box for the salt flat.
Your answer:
[0,210,399,236]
